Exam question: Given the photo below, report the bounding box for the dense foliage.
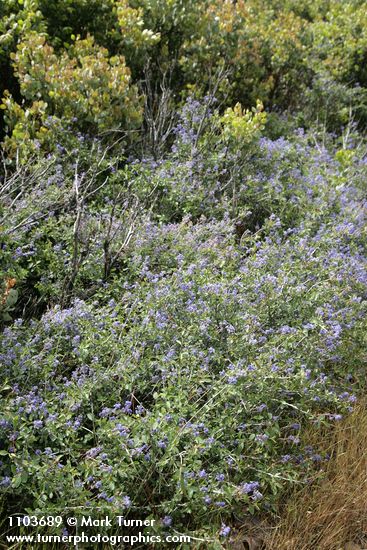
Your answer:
[0,0,366,547]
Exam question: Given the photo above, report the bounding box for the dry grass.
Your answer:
[264,404,367,550]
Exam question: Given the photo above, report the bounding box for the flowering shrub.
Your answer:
[0,101,366,542]
[1,0,367,545]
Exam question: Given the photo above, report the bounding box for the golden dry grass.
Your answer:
[265,404,367,550]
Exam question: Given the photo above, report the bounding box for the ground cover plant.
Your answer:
[0,1,366,548]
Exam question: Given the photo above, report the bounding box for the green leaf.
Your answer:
[5,288,18,307]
